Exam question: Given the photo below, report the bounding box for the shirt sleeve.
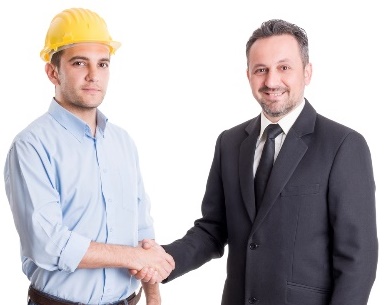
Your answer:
[130,139,155,241]
[4,136,91,273]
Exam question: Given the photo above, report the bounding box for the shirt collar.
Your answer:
[48,99,108,142]
[259,99,305,138]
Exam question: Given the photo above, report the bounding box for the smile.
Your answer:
[265,91,284,96]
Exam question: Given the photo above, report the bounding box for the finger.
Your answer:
[142,242,152,250]
[153,271,163,284]
[161,255,175,273]
[129,269,138,276]
[166,254,175,269]
[157,265,172,281]
[133,267,149,280]
[140,267,155,283]
[148,270,159,284]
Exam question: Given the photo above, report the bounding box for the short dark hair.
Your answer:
[246,19,309,67]
[50,50,64,68]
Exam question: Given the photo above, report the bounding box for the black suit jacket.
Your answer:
[163,100,378,305]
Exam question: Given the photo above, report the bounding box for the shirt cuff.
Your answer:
[58,231,91,272]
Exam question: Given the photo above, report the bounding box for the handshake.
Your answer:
[129,239,175,284]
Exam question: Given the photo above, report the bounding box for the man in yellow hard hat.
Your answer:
[4,7,174,305]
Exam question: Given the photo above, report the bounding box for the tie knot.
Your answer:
[265,124,282,139]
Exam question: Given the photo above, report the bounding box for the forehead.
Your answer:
[61,43,111,59]
[249,34,302,65]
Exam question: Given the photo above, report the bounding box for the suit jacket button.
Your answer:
[249,242,259,250]
[248,297,259,304]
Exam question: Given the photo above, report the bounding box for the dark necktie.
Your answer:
[255,124,282,211]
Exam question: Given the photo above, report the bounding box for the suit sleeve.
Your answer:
[328,131,378,304]
[162,131,228,282]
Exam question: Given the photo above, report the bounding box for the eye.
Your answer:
[72,61,86,67]
[281,65,290,71]
[254,68,267,74]
[99,62,109,68]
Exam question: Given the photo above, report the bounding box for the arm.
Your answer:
[78,241,174,282]
[4,138,174,282]
[142,282,161,305]
[328,132,378,304]
[4,139,90,272]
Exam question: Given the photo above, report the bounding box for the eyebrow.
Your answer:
[251,58,292,69]
[68,56,110,62]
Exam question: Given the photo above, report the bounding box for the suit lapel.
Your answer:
[239,116,261,222]
[250,100,317,233]
[251,131,308,231]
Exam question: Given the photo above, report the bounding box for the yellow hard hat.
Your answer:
[40,8,121,62]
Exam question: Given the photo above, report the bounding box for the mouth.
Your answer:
[262,91,286,99]
[259,87,287,98]
[265,91,284,97]
[83,87,101,93]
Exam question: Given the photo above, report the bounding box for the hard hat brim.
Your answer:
[40,40,121,62]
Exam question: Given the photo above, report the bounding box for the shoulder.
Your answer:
[10,113,52,145]
[211,117,257,153]
[299,100,367,146]
[315,114,366,144]
[221,117,256,139]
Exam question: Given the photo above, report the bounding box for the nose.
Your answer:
[85,66,99,82]
[264,70,280,89]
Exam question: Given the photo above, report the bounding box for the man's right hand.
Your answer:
[129,240,174,283]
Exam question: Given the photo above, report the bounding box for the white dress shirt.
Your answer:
[253,100,305,175]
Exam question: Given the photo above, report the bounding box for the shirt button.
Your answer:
[248,297,259,304]
[249,243,259,250]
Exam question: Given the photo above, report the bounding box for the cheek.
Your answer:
[58,75,70,88]
[103,75,110,85]
[104,73,110,83]
[63,74,82,86]
[284,74,304,88]
[249,77,261,89]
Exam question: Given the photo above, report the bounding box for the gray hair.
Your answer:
[246,19,309,67]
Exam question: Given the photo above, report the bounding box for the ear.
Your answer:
[246,68,251,82]
[45,63,60,85]
[304,62,312,85]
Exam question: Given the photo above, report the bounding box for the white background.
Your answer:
[1,1,383,304]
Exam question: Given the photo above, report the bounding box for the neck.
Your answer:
[54,98,98,135]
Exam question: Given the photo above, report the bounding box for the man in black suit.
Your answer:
[137,19,378,305]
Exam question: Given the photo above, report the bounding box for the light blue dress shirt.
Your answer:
[4,100,155,304]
